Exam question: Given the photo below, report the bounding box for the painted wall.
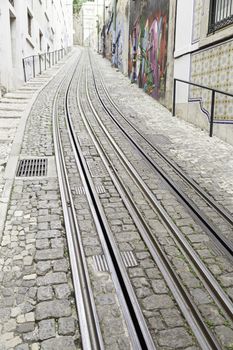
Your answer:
[128,0,169,100]
[111,0,129,74]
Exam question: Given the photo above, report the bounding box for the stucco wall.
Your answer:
[0,0,73,92]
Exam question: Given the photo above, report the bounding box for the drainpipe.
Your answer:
[102,0,106,57]
[112,0,117,65]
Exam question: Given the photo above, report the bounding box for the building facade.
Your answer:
[103,0,176,108]
[73,0,107,52]
[0,0,73,94]
[74,0,233,144]
[174,0,233,144]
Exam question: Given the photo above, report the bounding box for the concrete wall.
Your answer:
[0,0,73,93]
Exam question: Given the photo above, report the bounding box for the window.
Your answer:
[208,0,233,33]
[27,9,33,36]
[9,0,14,6]
[39,30,43,50]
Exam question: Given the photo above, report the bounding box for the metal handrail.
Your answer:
[22,47,71,82]
[172,78,233,137]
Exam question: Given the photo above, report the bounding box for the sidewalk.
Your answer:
[0,49,81,350]
[96,53,233,214]
[0,52,73,237]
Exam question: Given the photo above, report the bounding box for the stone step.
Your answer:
[0,103,25,111]
[0,110,22,118]
[0,118,20,128]
[0,98,27,104]
[4,93,32,99]
[19,86,39,91]
[0,129,16,141]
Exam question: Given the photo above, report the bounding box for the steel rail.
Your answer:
[82,69,227,349]
[52,54,104,350]
[71,63,154,350]
[89,53,233,257]
[86,55,233,330]
[97,70,233,226]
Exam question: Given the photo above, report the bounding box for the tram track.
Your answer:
[88,52,233,257]
[79,51,233,348]
[51,49,233,349]
[53,52,156,350]
[52,54,104,350]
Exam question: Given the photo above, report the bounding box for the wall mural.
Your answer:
[114,17,124,70]
[129,1,169,100]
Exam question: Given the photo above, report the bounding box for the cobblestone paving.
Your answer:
[83,54,233,348]
[95,54,233,214]
[0,57,70,200]
[72,61,202,349]
[0,51,81,349]
[0,179,80,350]
[87,60,233,315]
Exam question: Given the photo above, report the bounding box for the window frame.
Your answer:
[27,9,33,37]
[208,0,233,34]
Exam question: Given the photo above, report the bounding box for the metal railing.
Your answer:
[208,0,233,33]
[22,47,71,82]
[172,78,233,137]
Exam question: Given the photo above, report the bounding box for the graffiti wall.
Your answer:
[129,0,169,100]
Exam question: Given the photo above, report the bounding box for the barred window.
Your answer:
[208,0,233,33]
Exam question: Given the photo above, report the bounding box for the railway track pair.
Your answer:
[52,49,233,349]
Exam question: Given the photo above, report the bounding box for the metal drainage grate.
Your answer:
[74,186,85,195]
[93,255,109,272]
[121,251,138,268]
[16,158,48,177]
[207,241,223,256]
[96,185,105,194]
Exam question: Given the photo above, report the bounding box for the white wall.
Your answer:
[174,0,197,104]
[0,0,73,92]
[174,0,195,57]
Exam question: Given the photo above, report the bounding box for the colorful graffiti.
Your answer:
[129,2,169,100]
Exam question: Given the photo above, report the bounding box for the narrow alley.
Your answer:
[0,1,233,350]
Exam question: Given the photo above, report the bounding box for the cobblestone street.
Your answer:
[0,47,233,349]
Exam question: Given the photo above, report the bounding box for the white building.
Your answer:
[0,0,73,93]
[73,0,110,52]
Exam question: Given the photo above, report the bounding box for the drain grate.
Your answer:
[96,185,106,194]
[74,186,85,195]
[121,251,138,267]
[93,255,109,272]
[207,241,224,256]
[16,158,48,177]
